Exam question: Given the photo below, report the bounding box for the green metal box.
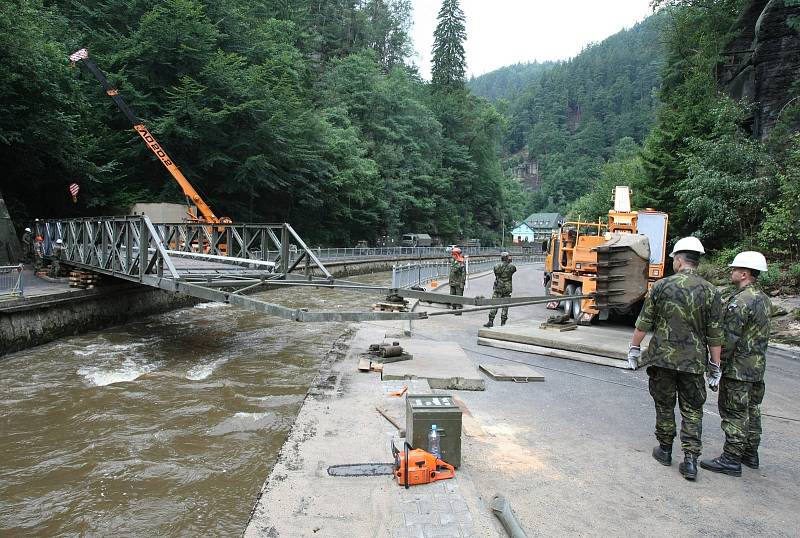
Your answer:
[405,394,462,468]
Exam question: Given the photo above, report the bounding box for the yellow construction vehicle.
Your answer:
[543,186,668,324]
[69,48,230,225]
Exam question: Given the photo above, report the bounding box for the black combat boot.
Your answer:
[652,444,672,466]
[483,320,494,328]
[740,451,759,469]
[699,453,742,477]
[679,453,698,481]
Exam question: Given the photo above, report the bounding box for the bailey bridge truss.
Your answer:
[34,216,575,322]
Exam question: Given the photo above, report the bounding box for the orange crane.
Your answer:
[69,48,231,224]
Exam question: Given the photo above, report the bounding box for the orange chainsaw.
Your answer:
[327,441,455,488]
[393,441,455,488]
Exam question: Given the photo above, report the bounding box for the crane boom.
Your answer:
[69,48,228,224]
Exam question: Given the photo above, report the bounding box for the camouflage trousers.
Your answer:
[647,366,706,455]
[449,285,464,310]
[488,290,510,322]
[719,378,765,458]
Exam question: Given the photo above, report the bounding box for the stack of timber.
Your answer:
[372,300,408,312]
[69,270,100,289]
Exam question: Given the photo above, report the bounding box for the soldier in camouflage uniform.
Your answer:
[33,236,44,271]
[484,252,516,327]
[49,239,64,278]
[21,228,32,263]
[449,247,466,315]
[701,251,771,477]
[628,237,723,481]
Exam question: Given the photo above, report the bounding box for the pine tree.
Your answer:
[431,0,466,88]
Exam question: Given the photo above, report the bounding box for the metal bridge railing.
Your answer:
[0,264,24,298]
[313,245,533,260]
[391,255,543,289]
[34,217,334,281]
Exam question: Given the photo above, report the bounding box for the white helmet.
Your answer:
[56,239,63,244]
[729,251,767,272]
[25,227,31,232]
[670,236,705,257]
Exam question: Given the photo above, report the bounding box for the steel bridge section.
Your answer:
[34,216,563,322]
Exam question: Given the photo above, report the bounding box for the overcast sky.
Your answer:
[410,0,656,79]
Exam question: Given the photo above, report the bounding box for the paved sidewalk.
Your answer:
[244,324,501,537]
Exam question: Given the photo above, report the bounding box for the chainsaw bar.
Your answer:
[327,463,395,477]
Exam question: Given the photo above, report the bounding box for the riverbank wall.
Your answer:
[0,284,199,356]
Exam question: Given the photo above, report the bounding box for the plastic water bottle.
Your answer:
[428,424,441,459]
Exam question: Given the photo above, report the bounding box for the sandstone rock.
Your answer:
[718,0,800,139]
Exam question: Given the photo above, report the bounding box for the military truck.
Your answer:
[543,186,668,324]
[400,233,432,247]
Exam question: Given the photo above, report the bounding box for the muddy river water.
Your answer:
[0,275,388,536]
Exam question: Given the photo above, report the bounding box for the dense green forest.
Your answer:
[2,0,798,266]
[468,61,553,102]
[0,0,523,245]
[471,0,799,280]
[574,0,800,284]
[474,14,666,213]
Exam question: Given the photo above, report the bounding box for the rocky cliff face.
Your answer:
[718,0,800,139]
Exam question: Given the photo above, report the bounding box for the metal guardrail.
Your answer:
[311,245,534,260]
[0,265,24,297]
[391,256,544,289]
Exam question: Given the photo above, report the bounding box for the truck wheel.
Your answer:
[571,285,583,320]
[564,284,576,316]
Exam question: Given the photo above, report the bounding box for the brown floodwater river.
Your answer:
[0,274,388,536]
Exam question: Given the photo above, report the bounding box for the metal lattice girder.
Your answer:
[32,215,558,322]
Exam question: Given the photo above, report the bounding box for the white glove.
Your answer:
[706,360,722,392]
[627,345,641,370]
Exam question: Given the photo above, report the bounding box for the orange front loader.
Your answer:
[543,186,668,324]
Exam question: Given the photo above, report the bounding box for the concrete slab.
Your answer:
[381,340,486,391]
[477,319,653,369]
[478,337,640,369]
[244,324,500,537]
[478,363,545,382]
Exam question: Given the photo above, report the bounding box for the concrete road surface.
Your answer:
[410,262,800,536]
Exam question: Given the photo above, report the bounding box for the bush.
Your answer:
[758,265,782,291]
[698,257,800,294]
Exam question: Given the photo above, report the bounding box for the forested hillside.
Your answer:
[0,0,523,245]
[467,61,553,102]
[574,0,800,284]
[496,13,666,212]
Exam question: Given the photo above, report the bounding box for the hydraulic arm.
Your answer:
[69,48,230,224]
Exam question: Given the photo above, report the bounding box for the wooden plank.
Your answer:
[375,407,404,436]
[478,363,545,382]
[539,322,577,332]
